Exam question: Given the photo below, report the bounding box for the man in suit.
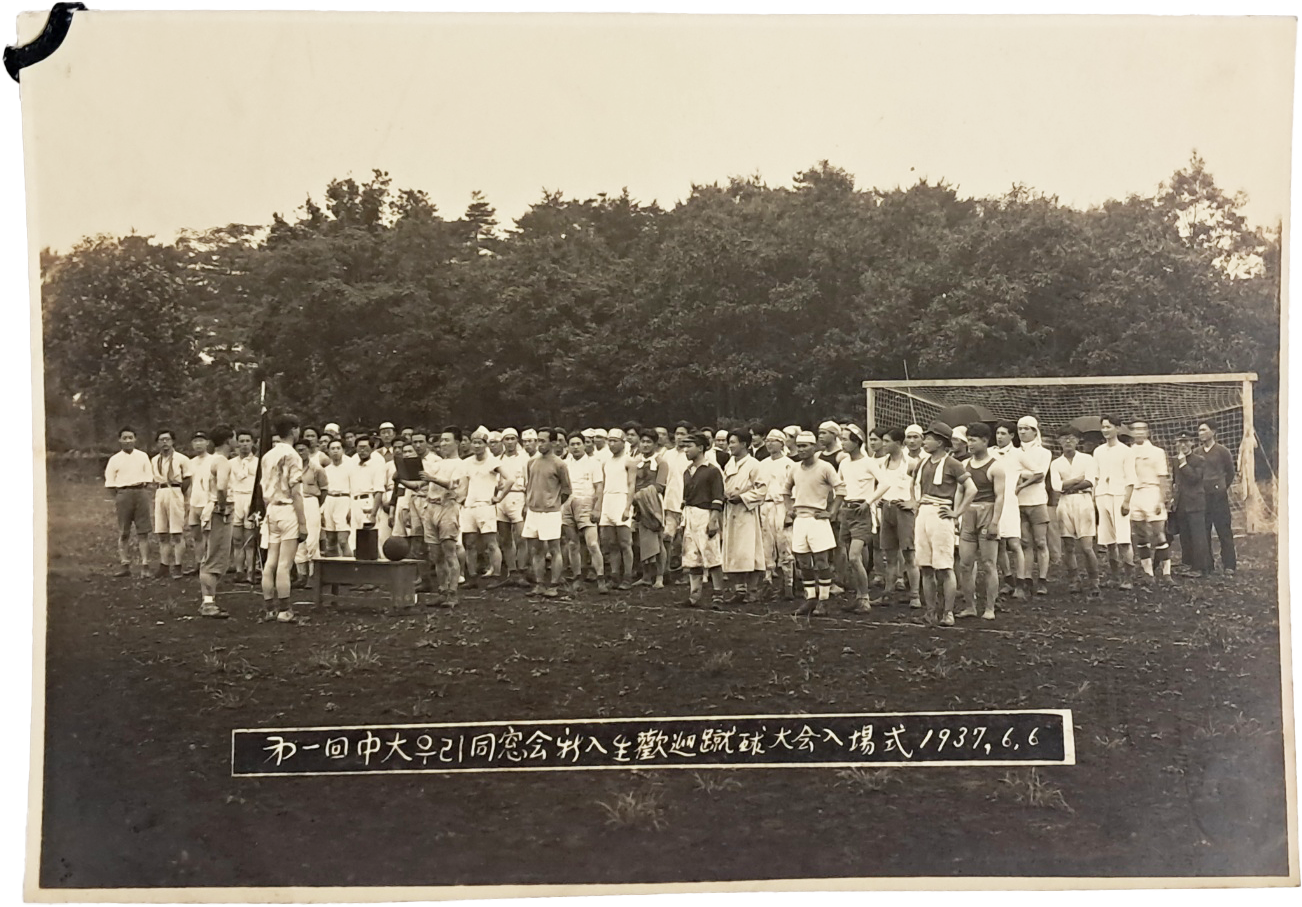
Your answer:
[1172,430,1212,577]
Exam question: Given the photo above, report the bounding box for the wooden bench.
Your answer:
[312,557,421,608]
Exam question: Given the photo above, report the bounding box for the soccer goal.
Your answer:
[863,372,1269,533]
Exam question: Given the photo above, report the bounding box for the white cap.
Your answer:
[1018,416,1039,431]
[581,429,596,439]
[471,425,490,441]
[796,431,817,445]
[521,428,538,441]
[593,428,608,439]
[766,428,787,443]
[818,420,841,435]
[323,422,340,435]
[608,428,625,441]
[488,430,503,442]
[951,425,969,443]
[905,423,924,437]
[715,429,729,440]
[379,421,395,430]
[502,427,519,438]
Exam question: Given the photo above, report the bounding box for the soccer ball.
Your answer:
[382,536,410,562]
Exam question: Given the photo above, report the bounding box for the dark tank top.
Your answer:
[968,457,997,503]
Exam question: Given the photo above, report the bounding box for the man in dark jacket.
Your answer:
[1172,431,1212,576]
[1197,421,1237,577]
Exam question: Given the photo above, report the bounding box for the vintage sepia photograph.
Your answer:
[17,5,1298,900]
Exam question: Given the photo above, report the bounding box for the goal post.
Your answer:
[863,373,1268,534]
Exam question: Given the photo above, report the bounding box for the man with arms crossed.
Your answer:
[523,427,572,599]
[782,430,845,617]
[104,427,153,578]
[259,414,307,624]
[1049,426,1102,597]
[1094,415,1137,590]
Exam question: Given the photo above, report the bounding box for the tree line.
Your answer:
[41,155,1281,464]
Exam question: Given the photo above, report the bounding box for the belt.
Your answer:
[918,499,949,507]
[1062,489,1091,495]
[117,483,148,489]
[504,489,524,496]
[327,492,350,497]
[158,484,180,489]
[353,494,373,499]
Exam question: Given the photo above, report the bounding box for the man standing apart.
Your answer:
[598,428,638,591]
[198,426,235,618]
[1198,421,1237,578]
[1049,426,1101,597]
[912,422,976,627]
[1173,431,1212,577]
[783,431,845,616]
[956,423,1005,620]
[721,430,766,604]
[1094,415,1137,590]
[837,424,881,613]
[151,430,191,579]
[104,427,153,578]
[1129,420,1174,587]
[679,432,726,608]
[523,427,571,599]
[259,414,307,623]
[1014,416,1053,597]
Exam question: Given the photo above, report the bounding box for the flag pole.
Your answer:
[902,359,918,424]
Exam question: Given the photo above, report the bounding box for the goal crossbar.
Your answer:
[863,372,1258,389]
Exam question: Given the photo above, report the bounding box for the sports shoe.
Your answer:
[1035,579,1048,596]
[275,609,296,623]
[1087,585,1103,600]
[597,579,610,595]
[845,597,873,615]
[172,566,185,580]
[616,581,632,592]
[794,600,816,616]
[940,611,955,627]
[652,578,665,590]
[998,581,1014,597]
[153,564,169,579]
[981,607,996,620]
[1119,579,1133,591]
[811,603,829,617]
[830,584,846,596]
[1224,568,1236,578]
[199,602,228,619]
[908,597,923,610]
[262,609,278,623]
[955,606,978,619]
[894,579,907,592]
[526,585,543,597]
[542,586,559,599]
[1067,579,1081,594]
[1012,586,1028,602]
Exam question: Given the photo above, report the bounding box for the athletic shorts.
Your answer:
[599,491,631,527]
[496,491,525,525]
[115,488,152,535]
[201,511,232,576]
[681,506,722,570]
[229,491,253,530]
[264,502,299,544]
[1057,493,1096,540]
[841,503,875,543]
[791,515,837,556]
[1129,486,1166,523]
[914,504,957,570]
[959,501,998,543]
[522,509,562,542]
[422,500,460,544]
[562,494,597,530]
[461,503,498,535]
[153,487,187,535]
[322,495,352,532]
[1095,494,1132,546]
[186,502,205,528]
[878,502,915,552]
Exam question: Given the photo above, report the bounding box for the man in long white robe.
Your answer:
[722,430,768,604]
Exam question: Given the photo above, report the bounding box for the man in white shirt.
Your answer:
[1050,426,1101,597]
[658,424,692,585]
[1129,420,1173,586]
[104,426,154,578]
[322,439,356,559]
[185,432,213,576]
[837,425,882,612]
[351,437,387,558]
[522,427,541,459]
[150,429,191,579]
[591,428,611,463]
[756,429,795,600]
[198,426,235,619]
[598,428,639,590]
[229,428,260,585]
[461,427,507,587]
[1094,415,1136,590]
[259,413,307,622]
[495,427,530,585]
[562,434,605,593]
[992,421,1024,596]
[1014,416,1053,597]
[870,428,921,609]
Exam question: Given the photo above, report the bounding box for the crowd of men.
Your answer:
[102,412,1241,626]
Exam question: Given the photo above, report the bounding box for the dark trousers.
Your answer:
[1204,493,1236,572]
[1176,508,1211,573]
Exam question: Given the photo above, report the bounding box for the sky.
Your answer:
[17,12,1295,253]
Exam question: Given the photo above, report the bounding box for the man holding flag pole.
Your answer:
[249,383,308,622]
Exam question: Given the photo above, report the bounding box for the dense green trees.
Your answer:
[41,156,1279,461]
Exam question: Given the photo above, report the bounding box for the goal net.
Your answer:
[864,373,1269,533]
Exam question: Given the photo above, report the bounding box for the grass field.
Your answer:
[37,470,1292,888]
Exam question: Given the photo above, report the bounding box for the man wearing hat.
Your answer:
[521,427,541,459]
[1094,415,1137,590]
[904,424,925,464]
[1049,425,1101,597]
[460,426,507,588]
[912,421,977,627]
[658,424,693,584]
[678,432,726,607]
[591,428,611,464]
[598,428,639,590]
[950,425,970,462]
[377,422,398,462]
[837,424,882,613]
[757,429,795,599]
[781,430,845,616]
[1172,430,1212,576]
[721,429,767,604]
[495,428,530,586]
[711,429,732,470]
[1014,416,1054,597]
[817,420,850,595]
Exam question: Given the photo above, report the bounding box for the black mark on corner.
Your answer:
[4,3,87,83]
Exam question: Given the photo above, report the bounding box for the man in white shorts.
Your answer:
[679,432,726,608]
[562,433,604,593]
[185,432,213,576]
[494,427,529,585]
[598,427,639,591]
[1014,416,1053,597]
[321,439,355,558]
[150,429,191,579]
[658,423,692,584]
[259,413,307,623]
[523,427,571,599]
[1129,420,1173,587]
[460,426,507,587]
[911,422,976,627]
[1094,415,1136,590]
[781,431,845,617]
[1050,425,1101,597]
